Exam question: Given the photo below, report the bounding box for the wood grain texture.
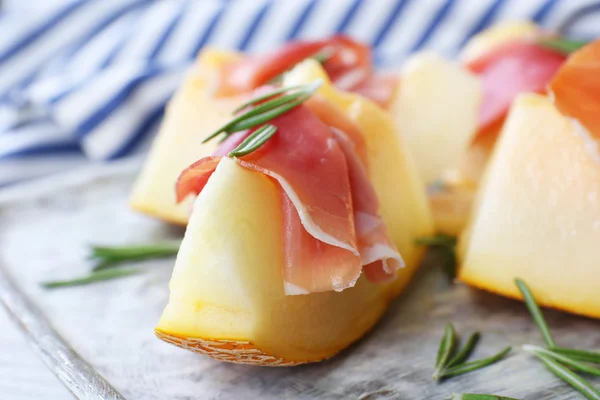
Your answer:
[0,161,599,400]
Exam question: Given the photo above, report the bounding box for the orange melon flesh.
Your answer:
[550,39,600,163]
[156,158,398,364]
[459,94,600,319]
[129,49,243,225]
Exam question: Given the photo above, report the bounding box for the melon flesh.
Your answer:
[157,158,395,362]
[390,52,481,184]
[459,94,600,318]
[129,50,242,224]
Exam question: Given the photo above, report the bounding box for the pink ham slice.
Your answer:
[466,40,566,132]
[215,35,397,108]
[176,101,402,294]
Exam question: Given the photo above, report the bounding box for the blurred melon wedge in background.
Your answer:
[283,59,434,289]
[390,52,481,185]
[129,49,243,224]
[459,94,600,319]
[460,20,540,63]
[156,159,403,365]
[429,21,548,236]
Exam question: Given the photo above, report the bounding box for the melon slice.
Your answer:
[130,49,243,224]
[389,52,481,184]
[460,20,540,63]
[283,60,434,288]
[459,94,600,319]
[156,158,398,364]
[156,61,434,364]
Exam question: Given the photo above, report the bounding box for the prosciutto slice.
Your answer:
[176,95,402,294]
[214,35,398,107]
[549,40,600,163]
[466,40,566,131]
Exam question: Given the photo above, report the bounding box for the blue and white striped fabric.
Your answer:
[1,0,599,186]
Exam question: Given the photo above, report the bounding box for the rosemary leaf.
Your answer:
[203,92,302,143]
[441,347,511,379]
[225,93,311,133]
[525,345,600,377]
[311,50,332,64]
[451,394,520,400]
[447,332,481,368]
[514,278,556,348]
[540,38,587,55]
[551,347,600,365]
[228,124,277,157]
[91,243,180,271]
[232,82,317,114]
[415,235,457,248]
[532,352,600,400]
[42,268,142,289]
[434,323,457,380]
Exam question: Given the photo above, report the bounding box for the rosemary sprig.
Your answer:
[524,345,600,377]
[531,352,600,400]
[435,323,457,377]
[450,394,520,400]
[415,235,457,280]
[42,268,142,289]
[551,348,600,365]
[447,332,480,367]
[203,80,322,145]
[440,347,511,379]
[90,242,180,271]
[540,38,587,55]
[514,278,556,347]
[433,324,509,382]
[228,124,277,157]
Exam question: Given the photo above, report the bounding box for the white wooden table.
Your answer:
[0,306,72,399]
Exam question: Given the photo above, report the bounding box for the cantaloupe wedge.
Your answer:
[390,52,481,184]
[459,94,600,319]
[130,49,243,224]
[155,61,434,364]
[156,159,402,365]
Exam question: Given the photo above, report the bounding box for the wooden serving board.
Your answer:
[0,160,598,400]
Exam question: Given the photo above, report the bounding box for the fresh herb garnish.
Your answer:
[450,393,520,400]
[551,348,600,364]
[514,278,556,347]
[447,332,480,367]
[202,80,323,153]
[228,124,277,157]
[531,351,600,400]
[516,279,600,399]
[540,38,587,55]
[90,243,180,271]
[433,324,510,382]
[524,345,600,377]
[42,268,142,289]
[416,235,457,280]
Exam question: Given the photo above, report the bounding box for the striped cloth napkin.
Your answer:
[0,0,598,187]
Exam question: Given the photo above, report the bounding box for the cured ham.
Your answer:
[549,40,600,162]
[176,93,403,294]
[215,35,397,107]
[466,40,566,131]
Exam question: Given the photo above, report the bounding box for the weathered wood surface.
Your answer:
[0,161,599,400]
